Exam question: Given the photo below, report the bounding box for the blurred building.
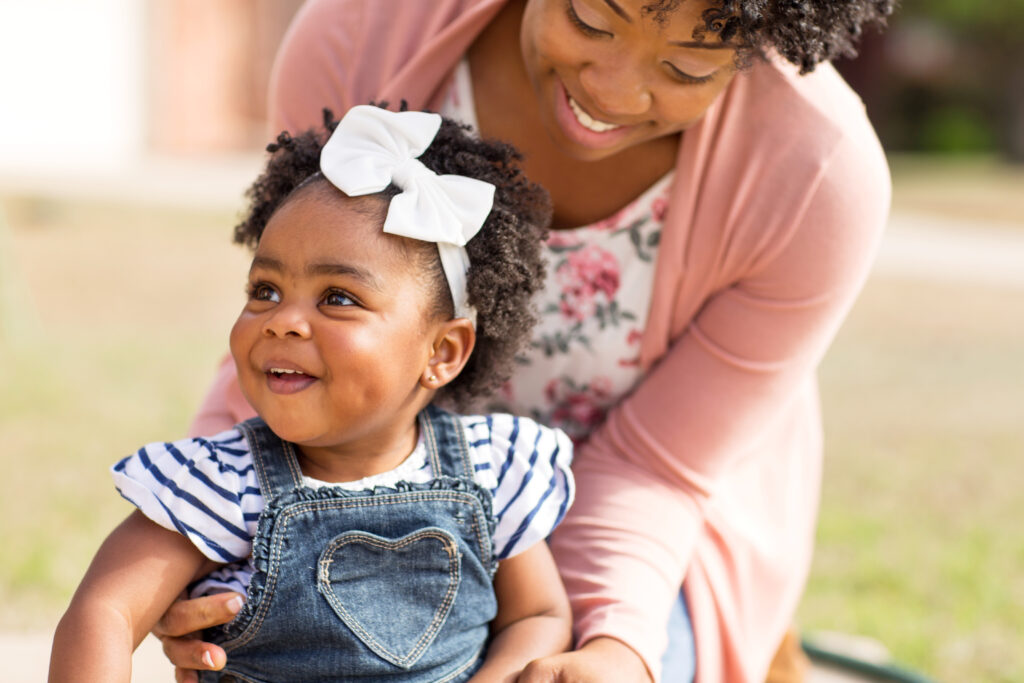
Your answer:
[0,0,301,174]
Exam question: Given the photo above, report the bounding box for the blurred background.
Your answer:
[1,1,1021,681]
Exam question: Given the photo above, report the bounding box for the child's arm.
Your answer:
[469,541,572,683]
[49,510,218,683]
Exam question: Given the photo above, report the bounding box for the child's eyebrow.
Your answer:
[250,255,383,292]
[307,262,384,292]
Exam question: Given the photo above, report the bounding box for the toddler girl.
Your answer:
[50,105,574,682]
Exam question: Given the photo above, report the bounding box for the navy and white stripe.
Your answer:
[112,414,574,595]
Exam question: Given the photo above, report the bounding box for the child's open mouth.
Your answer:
[266,367,317,394]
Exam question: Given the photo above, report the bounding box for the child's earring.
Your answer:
[429,375,438,383]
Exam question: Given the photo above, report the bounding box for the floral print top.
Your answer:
[442,61,672,442]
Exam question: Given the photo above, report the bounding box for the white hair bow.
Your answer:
[319,105,496,324]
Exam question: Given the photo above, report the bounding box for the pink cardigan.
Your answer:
[190,1,891,680]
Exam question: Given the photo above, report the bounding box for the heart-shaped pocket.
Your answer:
[317,527,461,668]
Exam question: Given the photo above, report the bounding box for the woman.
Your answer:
[156,1,893,681]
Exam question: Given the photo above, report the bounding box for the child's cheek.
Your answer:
[229,314,256,390]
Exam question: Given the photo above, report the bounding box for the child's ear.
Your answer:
[421,318,476,390]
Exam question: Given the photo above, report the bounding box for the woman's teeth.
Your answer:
[568,97,622,133]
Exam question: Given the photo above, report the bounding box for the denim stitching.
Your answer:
[283,492,488,552]
[317,529,460,666]
[280,439,304,489]
[422,412,443,476]
[434,644,486,683]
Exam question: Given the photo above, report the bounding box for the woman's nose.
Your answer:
[262,304,312,339]
[579,59,653,117]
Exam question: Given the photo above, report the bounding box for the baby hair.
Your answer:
[235,107,552,409]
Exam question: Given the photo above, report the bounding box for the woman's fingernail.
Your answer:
[227,596,244,614]
[202,651,215,669]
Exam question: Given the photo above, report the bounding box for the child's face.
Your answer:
[230,184,444,459]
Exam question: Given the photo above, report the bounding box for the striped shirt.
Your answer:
[112,413,574,597]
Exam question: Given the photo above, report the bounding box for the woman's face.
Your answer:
[520,0,738,161]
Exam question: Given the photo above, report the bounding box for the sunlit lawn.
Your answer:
[2,183,1022,680]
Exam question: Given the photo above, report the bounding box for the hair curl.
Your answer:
[235,108,551,409]
[642,0,895,74]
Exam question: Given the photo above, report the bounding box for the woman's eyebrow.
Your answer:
[668,40,733,49]
[602,0,632,22]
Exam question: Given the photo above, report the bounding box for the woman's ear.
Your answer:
[421,318,476,390]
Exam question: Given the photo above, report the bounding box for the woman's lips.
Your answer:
[265,367,317,394]
[553,80,634,150]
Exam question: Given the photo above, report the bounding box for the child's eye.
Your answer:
[321,289,356,307]
[248,283,280,303]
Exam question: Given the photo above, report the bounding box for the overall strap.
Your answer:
[420,404,474,480]
[237,417,304,498]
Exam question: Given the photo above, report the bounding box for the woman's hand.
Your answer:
[151,592,244,683]
[517,637,653,683]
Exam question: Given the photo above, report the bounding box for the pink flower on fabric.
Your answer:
[546,231,581,249]
[545,376,613,435]
[618,329,644,368]
[555,245,621,322]
[651,194,669,223]
[590,205,631,232]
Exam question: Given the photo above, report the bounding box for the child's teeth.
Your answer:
[272,368,299,374]
[568,97,621,133]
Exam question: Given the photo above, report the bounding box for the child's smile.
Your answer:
[229,182,450,480]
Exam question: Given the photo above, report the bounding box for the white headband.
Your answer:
[319,105,496,325]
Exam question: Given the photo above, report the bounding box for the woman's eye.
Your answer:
[322,289,355,307]
[566,0,610,37]
[249,283,280,303]
[664,61,716,85]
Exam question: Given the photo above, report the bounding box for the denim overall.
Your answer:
[200,405,498,683]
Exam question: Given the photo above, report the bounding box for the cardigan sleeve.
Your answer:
[265,0,366,135]
[548,129,891,677]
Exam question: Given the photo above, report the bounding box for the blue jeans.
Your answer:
[660,590,696,682]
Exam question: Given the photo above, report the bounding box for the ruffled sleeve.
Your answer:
[462,414,575,560]
[110,428,263,563]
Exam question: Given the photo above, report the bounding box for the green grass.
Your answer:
[800,276,1024,682]
[2,190,1022,680]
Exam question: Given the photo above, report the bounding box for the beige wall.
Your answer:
[146,0,303,155]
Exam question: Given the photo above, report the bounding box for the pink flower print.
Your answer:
[651,194,670,223]
[555,245,621,322]
[618,329,644,368]
[546,230,582,250]
[591,205,632,232]
[495,380,516,404]
[545,376,614,437]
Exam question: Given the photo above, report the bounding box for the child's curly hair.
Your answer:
[643,0,895,74]
[234,108,551,409]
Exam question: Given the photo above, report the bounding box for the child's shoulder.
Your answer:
[123,427,251,470]
[110,427,260,563]
[456,413,575,560]
[111,427,256,505]
[458,412,571,458]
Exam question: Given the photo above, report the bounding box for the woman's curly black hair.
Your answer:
[235,107,551,409]
[643,0,895,74]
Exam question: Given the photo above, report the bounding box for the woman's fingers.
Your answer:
[517,638,652,683]
[153,592,244,637]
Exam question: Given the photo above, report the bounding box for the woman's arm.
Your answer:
[549,128,892,679]
[469,542,572,683]
[49,511,216,682]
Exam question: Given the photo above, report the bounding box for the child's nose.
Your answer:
[262,304,312,339]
